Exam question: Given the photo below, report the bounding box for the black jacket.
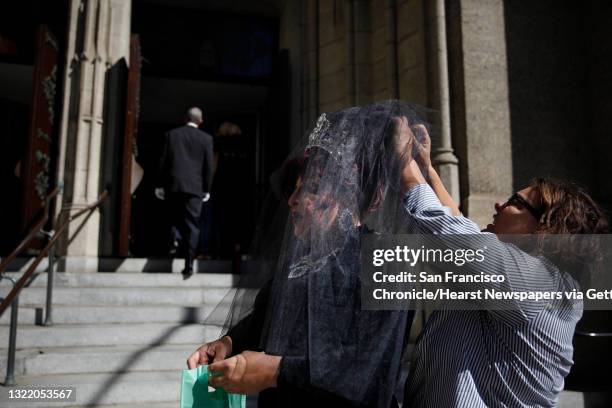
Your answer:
[226,231,412,408]
[157,125,214,196]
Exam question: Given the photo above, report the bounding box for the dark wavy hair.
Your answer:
[532,178,608,235]
[530,177,608,269]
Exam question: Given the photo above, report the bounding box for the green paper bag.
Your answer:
[180,365,246,408]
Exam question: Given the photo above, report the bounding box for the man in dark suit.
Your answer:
[156,107,214,278]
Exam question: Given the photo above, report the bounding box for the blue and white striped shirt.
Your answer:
[402,184,582,408]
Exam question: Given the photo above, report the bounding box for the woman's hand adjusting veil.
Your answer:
[208,351,281,394]
[392,116,415,162]
[413,123,432,170]
[402,120,461,215]
[391,116,426,193]
[186,336,233,368]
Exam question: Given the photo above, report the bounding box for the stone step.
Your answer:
[0,375,587,408]
[0,344,203,377]
[4,286,234,307]
[2,257,235,274]
[98,398,256,408]
[0,304,231,326]
[74,402,178,408]
[0,323,223,349]
[0,371,184,407]
[0,265,244,408]
[2,271,237,288]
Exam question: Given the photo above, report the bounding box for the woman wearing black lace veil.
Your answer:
[187,101,428,407]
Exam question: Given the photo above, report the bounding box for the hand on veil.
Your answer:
[413,124,432,170]
[186,336,232,368]
[392,116,416,162]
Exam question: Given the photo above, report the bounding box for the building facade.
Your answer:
[1,0,611,270]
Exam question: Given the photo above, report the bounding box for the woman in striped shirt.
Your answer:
[398,117,608,407]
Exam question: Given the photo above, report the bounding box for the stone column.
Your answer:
[279,0,306,146]
[344,0,356,106]
[56,0,131,271]
[424,0,460,204]
[447,0,513,227]
[353,0,373,105]
[305,0,320,125]
[385,0,399,98]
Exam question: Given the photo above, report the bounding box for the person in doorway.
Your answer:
[210,121,249,259]
[156,107,214,278]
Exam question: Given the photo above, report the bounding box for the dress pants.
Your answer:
[168,192,202,271]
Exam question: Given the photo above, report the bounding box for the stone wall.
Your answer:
[291,0,430,113]
[447,0,513,226]
[370,0,390,100]
[318,0,347,112]
[397,0,427,104]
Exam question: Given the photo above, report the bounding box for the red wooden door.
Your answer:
[20,25,59,232]
[118,34,142,256]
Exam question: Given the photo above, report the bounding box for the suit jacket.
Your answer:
[157,125,214,197]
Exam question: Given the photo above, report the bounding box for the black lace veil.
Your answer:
[206,100,432,406]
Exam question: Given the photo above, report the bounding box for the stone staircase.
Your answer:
[0,269,590,408]
[0,270,235,407]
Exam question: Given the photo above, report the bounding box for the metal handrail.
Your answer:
[0,186,58,386]
[0,189,108,386]
[0,187,60,278]
[0,276,18,386]
[0,189,109,318]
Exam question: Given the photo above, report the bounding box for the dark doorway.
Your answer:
[130,1,289,260]
[504,0,612,207]
[0,0,67,254]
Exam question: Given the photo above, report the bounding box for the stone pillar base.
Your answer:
[436,161,460,204]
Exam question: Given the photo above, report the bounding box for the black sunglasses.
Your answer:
[504,193,544,221]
